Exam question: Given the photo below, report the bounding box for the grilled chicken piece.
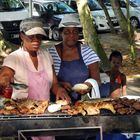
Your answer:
[0,108,20,115]
[132,101,140,110]
[4,102,16,110]
[0,98,49,115]
[61,105,71,110]
[65,108,79,115]
[83,104,100,115]
[76,105,86,116]
[93,101,116,114]
[16,99,49,114]
[73,100,116,115]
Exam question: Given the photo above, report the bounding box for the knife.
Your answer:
[10,83,28,90]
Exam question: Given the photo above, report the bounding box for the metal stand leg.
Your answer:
[18,126,103,140]
[18,131,28,140]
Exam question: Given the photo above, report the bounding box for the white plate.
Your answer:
[48,104,61,113]
[121,95,140,100]
[72,83,89,92]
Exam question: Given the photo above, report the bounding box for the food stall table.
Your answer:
[0,114,140,138]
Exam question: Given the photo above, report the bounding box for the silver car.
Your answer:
[23,0,78,40]
[120,0,140,28]
[61,0,119,32]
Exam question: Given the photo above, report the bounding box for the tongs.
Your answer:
[10,83,28,90]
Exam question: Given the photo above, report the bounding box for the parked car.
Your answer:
[0,0,28,44]
[23,0,82,41]
[120,0,140,28]
[88,0,119,31]
[61,0,119,32]
[104,0,140,28]
[129,0,140,5]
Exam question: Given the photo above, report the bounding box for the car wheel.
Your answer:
[52,27,61,41]
[130,17,140,28]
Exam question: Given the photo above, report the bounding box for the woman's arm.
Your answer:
[0,66,14,91]
[88,62,101,85]
[76,62,101,97]
[0,66,14,86]
[51,66,71,102]
[59,81,72,92]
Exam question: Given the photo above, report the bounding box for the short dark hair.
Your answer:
[109,50,123,62]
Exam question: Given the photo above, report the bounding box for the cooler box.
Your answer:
[99,73,110,98]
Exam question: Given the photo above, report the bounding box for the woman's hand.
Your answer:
[0,76,10,88]
[51,82,71,103]
[0,76,10,94]
[51,67,71,103]
[55,85,71,103]
[0,67,14,93]
[60,82,72,92]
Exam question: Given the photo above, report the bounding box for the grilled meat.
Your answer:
[0,98,48,115]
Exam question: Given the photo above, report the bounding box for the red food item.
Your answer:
[3,86,13,98]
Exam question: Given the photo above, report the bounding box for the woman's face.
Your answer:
[20,33,42,52]
[61,27,79,46]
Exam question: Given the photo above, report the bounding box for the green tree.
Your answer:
[110,0,128,38]
[110,0,136,62]
[126,0,136,63]
[98,0,116,34]
[76,0,110,72]
[0,32,17,65]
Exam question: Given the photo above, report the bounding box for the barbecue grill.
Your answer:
[0,113,140,138]
[18,127,102,140]
[1,95,140,139]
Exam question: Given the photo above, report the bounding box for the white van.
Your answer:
[0,0,28,44]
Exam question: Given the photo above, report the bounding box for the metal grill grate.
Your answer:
[0,113,72,120]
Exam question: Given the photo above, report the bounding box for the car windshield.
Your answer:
[104,0,140,8]
[44,2,76,14]
[130,0,140,7]
[88,0,102,11]
[0,0,24,11]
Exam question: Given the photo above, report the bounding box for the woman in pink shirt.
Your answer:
[0,17,70,140]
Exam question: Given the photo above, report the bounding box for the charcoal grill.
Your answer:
[1,96,140,139]
[0,113,103,140]
[0,113,140,138]
[18,127,103,140]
